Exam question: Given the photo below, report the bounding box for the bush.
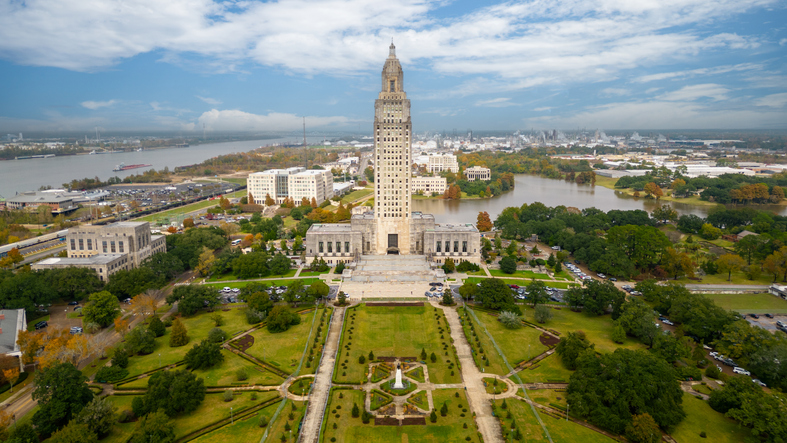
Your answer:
[430,410,437,423]
[163,317,173,327]
[359,355,366,364]
[223,390,233,402]
[430,352,437,363]
[258,416,268,427]
[705,365,721,379]
[498,311,523,329]
[147,316,165,337]
[169,318,189,347]
[118,409,135,423]
[94,365,129,382]
[208,327,227,343]
[267,306,300,333]
[500,256,517,274]
[236,369,249,381]
[125,326,156,355]
[677,365,702,381]
[111,347,129,368]
[245,308,266,324]
[184,339,224,370]
[533,305,553,324]
[352,403,360,418]
[456,261,480,273]
[611,325,626,344]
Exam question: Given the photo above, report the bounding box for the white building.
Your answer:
[427,154,459,174]
[288,169,334,205]
[247,167,333,206]
[412,176,447,195]
[465,166,491,181]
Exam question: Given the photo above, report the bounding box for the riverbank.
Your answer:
[593,175,720,207]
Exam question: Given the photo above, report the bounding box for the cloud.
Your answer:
[634,63,764,83]
[600,88,631,97]
[197,109,351,131]
[781,38,787,46]
[475,97,518,107]
[658,84,729,101]
[533,107,552,112]
[754,93,787,108]
[81,100,117,110]
[196,95,222,105]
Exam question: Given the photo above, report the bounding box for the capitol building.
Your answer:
[304,43,481,280]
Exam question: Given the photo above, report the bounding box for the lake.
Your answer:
[412,174,787,223]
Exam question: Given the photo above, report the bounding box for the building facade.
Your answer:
[303,44,481,266]
[288,169,334,205]
[427,154,459,174]
[465,166,491,181]
[247,167,333,206]
[412,176,447,195]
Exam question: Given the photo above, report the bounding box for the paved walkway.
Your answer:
[299,306,344,443]
[435,302,503,443]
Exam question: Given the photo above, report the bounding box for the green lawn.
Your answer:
[333,304,461,385]
[466,276,579,290]
[246,311,315,373]
[516,354,573,384]
[189,399,281,443]
[458,307,507,375]
[203,278,318,289]
[207,269,297,281]
[702,293,787,314]
[194,350,284,386]
[266,399,306,443]
[27,314,50,331]
[472,310,549,367]
[124,309,249,377]
[340,188,373,204]
[518,306,644,354]
[676,271,776,286]
[299,269,333,277]
[528,388,568,411]
[103,395,140,443]
[300,307,332,375]
[172,391,279,439]
[489,269,551,279]
[504,397,616,443]
[670,394,751,443]
[322,388,480,443]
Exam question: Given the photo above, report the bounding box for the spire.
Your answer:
[389,39,396,58]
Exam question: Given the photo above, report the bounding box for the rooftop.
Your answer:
[431,223,479,232]
[0,309,26,355]
[36,254,125,266]
[308,224,355,233]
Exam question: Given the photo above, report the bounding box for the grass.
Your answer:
[381,379,418,396]
[528,388,568,411]
[370,389,393,410]
[333,304,461,385]
[203,278,319,289]
[465,276,579,290]
[516,354,574,384]
[405,366,425,383]
[207,268,297,281]
[299,269,333,277]
[519,305,644,354]
[136,189,247,222]
[266,399,306,443]
[458,306,507,375]
[246,311,315,372]
[26,314,50,331]
[702,293,787,314]
[407,390,428,409]
[340,188,373,204]
[670,394,751,443]
[674,270,776,286]
[489,269,551,279]
[288,377,313,395]
[124,308,249,377]
[172,391,280,439]
[371,365,391,383]
[301,306,332,375]
[189,399,281,443]
[103,395,140,443]
[322,388,480,443]
[471,310,550,367]
[194,350,284,386]
[503,396,616,443]
[692,384,714,395]
[483,377,508,395]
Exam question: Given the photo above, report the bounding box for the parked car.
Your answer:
[733,367,751,376]
[765,313,774,318]
[752,379,767,387]
[70,326,83,334]
[663,319,674,326]
[35,321,48,330]
[68,301,79,306]
[609,277,617,282]
[749,313,760,319]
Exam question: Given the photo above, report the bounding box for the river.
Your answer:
[412,174,787,223]
[0,137,325,198]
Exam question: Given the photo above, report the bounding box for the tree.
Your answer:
[567,349,685,434]
[442,258,455,274]
[526,280,549,308]
[475,278,519,314]
[269,253,292,276]
[616,298,659,347]
[611,324,626,344]
[477,212,493,232]
[265,194,275,206]
[337,291,347,306]
[267,305,300,333]
[125,325,156,355]
[726,390,787,442]
[352,403,360,418]
[2,367,19,393]
[441,291,454,306]
[114,316,130,333]
[166,284,219,316]
[81,290,120,327]
[112,346,129,368]
[247,290,274,314]
[307,280,330,301]
[210,312,224,327]
[499,256,517,274]
[194,247,215,277]
[184,340,224,370]
[208,327,227,343]
[48,422,98,443]
[625,413,661,443]
[662,247,694,280]
[546,253,556,268]
[715,254,746,281]
[700,223,722,240]
[8,422,38,443]
[16,329,44,365]
[643,182,663,199]
[130,291,159,318]
[534,305,553,324]
[32,362,94,437]
[457,280,478,301]
[498,311,522,329]
[652,205,677,223]
[76,396,117,439]
[169,318,189,347]
[148,316,166,337]
[440,401,448,416]
[138,370,206,417]
[555,331,594,370]
[129,410,176,443]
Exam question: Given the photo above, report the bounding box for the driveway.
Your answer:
[48,303,83,330]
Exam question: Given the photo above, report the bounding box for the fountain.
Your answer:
[393,362,405,389]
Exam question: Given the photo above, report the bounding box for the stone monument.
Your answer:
[393,362,405,389]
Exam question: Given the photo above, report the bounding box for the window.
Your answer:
[87,239,92,250]
[78,239,84,250]
[454,241,459,253]
[389,80,395,92]
[319,242,324,253]
[436,241,441,253]
[70,239,76,250]
[345,242,350,253]
[102,241,107,253]
[445,241,450,253]
[463,241,467,253]
[336,242,341,253]
[327,242,332,253]
[119,242,124,253]
[367,241,371,252]
[110,241,116,253]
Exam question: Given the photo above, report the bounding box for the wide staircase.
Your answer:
[350,254,438,282]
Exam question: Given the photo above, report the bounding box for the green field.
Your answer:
[466,276,579,290]
[670,394,751,443]
[516,353,574,384]
[266,399,306,443]
[333,304,461,385]
[489,269,551,279]
[518,306,644,354]
[189,399,281,443]
[340,188,373,204]
[123,308,249,377]
[246,310,315,373]
[504,397,615,442]
[471,310,549,368]
[203,278,319,289]
[207,269,298,281]
[322,388,480,443]
[702,292,787,314]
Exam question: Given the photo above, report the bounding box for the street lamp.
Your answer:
[230,406,234,424]
[158,353,161,367]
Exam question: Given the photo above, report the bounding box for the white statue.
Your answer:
[393,362,405,389]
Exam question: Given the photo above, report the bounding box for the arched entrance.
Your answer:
[387,247,399,255]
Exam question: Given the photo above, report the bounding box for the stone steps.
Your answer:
[350,254,438,282]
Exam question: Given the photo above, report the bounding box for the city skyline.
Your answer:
[1,0,786,132]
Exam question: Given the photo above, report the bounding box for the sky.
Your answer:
[0,0,786,134]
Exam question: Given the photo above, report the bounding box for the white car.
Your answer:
[733,367,751,376]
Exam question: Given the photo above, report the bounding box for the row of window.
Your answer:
[436,241,467,253]
[71,238,125,254]
[318,241,351,254]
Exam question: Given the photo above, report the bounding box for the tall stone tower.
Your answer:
[373,42,412,254]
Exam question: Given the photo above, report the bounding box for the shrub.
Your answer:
[94,366,129,382]
[184,339,224,370]
[352,403,360,418]
[430,352,437,363]
[440,402,448,416]
[267,306,300,333]
[169,318,189,347]
[533,305,553,324]
[498,311,523,329]
[236,369,249,381]
[118,409,135,423]
[430,410,437,423]
[208,327,227,343]
[258,416,268,427]
[611,324,626,344]
[163,317,173,327]
[147,316,165,337]
[111,347,129,368]
[124,326,156,355]
[223,390,233,402]
[705,365,721,379]
[359,355,366,364]
[245,308,267,324]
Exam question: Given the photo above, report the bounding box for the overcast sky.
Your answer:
[0,0,785,133]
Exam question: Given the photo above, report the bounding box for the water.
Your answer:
[412,174,787,223]
[0,137,324,197]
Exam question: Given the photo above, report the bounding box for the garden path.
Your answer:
[435,302,504,443]
[298,305,344,442]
